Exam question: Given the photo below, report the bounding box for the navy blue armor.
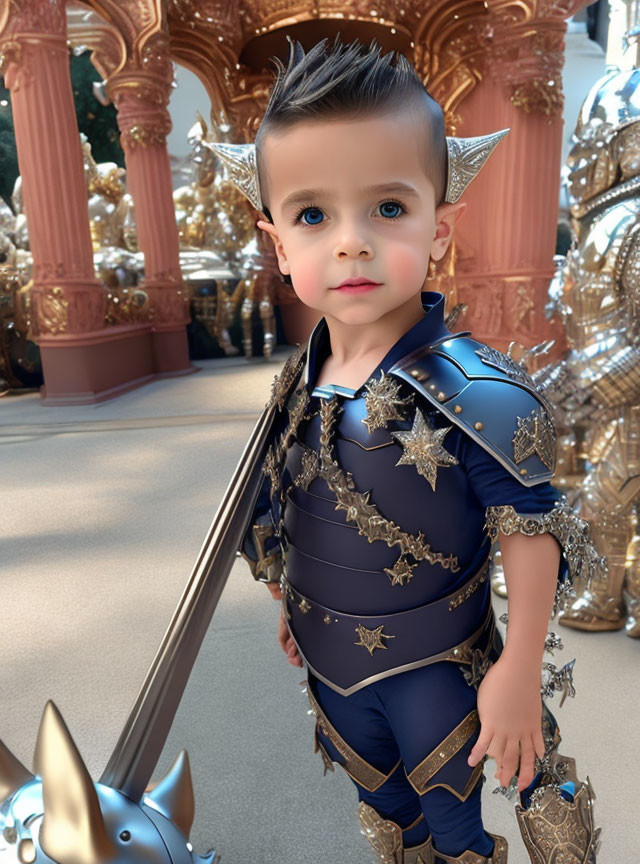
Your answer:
[242,291,571,861]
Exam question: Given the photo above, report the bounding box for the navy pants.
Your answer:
[310,660,497,860]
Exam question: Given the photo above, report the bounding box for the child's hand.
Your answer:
[466,657,545,791]
[278,609,303,667]
[265,581,282,600]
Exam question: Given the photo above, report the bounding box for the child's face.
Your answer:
[257,108,465,327]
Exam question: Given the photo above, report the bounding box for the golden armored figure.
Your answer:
[534,65,640,637]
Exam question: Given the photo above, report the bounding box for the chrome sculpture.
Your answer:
[534,65,640,637]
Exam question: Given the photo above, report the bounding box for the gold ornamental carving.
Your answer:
[34,286,69,337]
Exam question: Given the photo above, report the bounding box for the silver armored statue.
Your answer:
[534,64,640,637]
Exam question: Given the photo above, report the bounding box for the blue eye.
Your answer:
[296,207,324,226]
[379,201,405,219]
[292,199,407,227]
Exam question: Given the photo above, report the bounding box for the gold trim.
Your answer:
[291,605,495,697]
[416,761,484,803]
[307,685,402,793]
[403,812,425,832]
[406,711,480,794]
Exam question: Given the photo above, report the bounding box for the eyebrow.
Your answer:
[280,182,420,211]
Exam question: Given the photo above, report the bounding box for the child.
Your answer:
[216,35,601,864]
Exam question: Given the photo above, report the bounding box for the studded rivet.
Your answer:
[323,614,331,625]
[454,405,462,414]
[437,391,446,401]
[429,383,436,391]
[474,421,484,431]
[520,468,527,476]
[410,368,420,378]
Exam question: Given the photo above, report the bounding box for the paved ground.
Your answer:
[1,353,637,862]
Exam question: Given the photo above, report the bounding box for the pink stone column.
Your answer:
[110,80,193,375]
[0,1,104,335]
[446,25,569,362]
[0,0,159,403]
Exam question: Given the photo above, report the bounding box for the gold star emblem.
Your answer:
[391,409,459,491]
[361,370,412,434]
[512,407,556,470]
[354,624,396,656]
[383,556,417,586]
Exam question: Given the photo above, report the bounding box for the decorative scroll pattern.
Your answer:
[406,710,479,794]
[484,503,608,616]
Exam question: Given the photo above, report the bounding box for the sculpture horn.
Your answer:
[205,141,263,211]
[145,749,195,839]
[34,701,116,864]
[0,738,33,802]
[445,129,510,203]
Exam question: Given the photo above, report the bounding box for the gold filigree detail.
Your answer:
[515,777,600,864]
[512,407,556,471]
[383,556,417,587]
[448,565,488,611]
[357,801,403,864]
[361,370,413,434]
[484,504,608,616]
[293,448,319,491]
[318,397,459,571]
[406,710,479,794]
[268,343,307,411]
[391,409,459,492]
[307,687,397,792]
[33,286,70,336]
[354,624,395,656]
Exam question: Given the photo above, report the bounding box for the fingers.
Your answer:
[497,738,519,787]
[277,611,303,667]
[468,726,493,767]
[518,739,537,790]
[265,582,282,600]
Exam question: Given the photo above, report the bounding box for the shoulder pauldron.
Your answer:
[388,335,556,486]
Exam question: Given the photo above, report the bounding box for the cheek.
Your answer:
[386,244,428,283]
[289,256,324,301]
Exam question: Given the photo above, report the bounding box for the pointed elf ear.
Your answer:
[205,129,510,211]
[34,701,116,864]
[145,749,195,839]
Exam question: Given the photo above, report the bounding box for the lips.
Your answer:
[333,278,382,290]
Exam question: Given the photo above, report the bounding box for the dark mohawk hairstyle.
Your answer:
[255,34,448,221]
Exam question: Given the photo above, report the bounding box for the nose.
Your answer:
[333,223,374,260]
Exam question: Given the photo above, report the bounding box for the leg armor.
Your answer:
[514,705,601,864]
[431,834,508,864]
[358,802,435,864]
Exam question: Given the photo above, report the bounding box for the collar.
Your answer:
[303,291,451,393]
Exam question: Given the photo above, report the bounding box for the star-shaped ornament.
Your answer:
[391,409,459,491]
[354,624,396,656]
[383,556,417,587]
[361,370,412,434]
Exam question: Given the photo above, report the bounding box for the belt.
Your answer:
[281,557,492,695]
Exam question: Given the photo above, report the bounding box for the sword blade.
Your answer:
[99,400,277,800]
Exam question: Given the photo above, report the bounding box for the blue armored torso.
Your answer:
[254,292,561,695]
